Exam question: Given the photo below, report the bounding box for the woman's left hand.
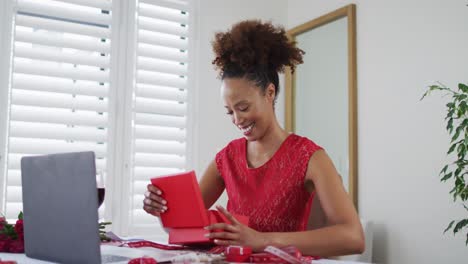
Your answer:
[205,205,268,251]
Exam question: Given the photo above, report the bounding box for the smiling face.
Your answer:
[221,77,276,141]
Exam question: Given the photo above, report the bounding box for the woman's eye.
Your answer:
[240,107,249,112]
[226,111,233,115]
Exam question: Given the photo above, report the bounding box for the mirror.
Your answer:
[285,4,358,208]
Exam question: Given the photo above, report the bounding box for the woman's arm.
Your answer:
[264,149,365,256]
[198,159,226,209]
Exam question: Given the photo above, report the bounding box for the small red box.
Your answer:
[225,246,252,262]
[151,171,248,245]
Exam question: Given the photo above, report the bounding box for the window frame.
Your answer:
[0,0,16,214]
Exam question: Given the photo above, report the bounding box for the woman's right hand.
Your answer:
[143,184,167,217]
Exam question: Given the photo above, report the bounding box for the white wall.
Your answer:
[286,0,468,263]
[193,0,287,205]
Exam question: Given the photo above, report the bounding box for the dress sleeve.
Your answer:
[297,138,324,181]
[215,147,226,178]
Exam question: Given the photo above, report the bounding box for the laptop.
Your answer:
[21,151,130,264]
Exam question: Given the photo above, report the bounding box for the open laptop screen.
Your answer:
[21,151,101,264]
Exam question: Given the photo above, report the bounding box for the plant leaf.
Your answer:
[460,101,467,116]
[440,165,449,175]
[446,118,454,133]
[420,91,430,101]
[3,224,17,239]
[441,172,453,181]
[448,143,457,155]
[452,127,462,142]
[453,219,468,234]
[459,83,468,93]
[445,220,455,233]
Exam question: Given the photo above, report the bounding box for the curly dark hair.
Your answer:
[212,20,304,101]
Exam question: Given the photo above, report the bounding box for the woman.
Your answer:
[143,20,364,257]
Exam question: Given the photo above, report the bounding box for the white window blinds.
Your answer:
[3,0,113,220]
[128,0,192,238]
[1,0,194,239]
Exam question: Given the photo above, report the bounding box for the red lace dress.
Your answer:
[215,133,323,232]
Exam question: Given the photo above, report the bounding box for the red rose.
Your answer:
[0,217,6,228]
[14,220,23,238]
[8,239,24,253]
[0,232,8,241]
[0,239,10,252]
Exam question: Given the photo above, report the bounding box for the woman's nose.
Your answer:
[232,112,243,126]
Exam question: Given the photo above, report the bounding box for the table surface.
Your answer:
[0,245,369,264]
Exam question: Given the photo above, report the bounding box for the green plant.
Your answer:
[421,82,468,245]
[99,221,112,242]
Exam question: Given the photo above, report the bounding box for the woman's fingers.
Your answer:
[143,184,167,215]
[205,221,241,245]
[145,190,167,205]
[206,223,238,232]
[143,205,161,217]
[206,229,240,241]
[143,199,166,215]
[212,239,240,246]
[216,205,240,225]
[147,184,162,195]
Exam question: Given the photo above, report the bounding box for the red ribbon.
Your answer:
[124,241,186,250]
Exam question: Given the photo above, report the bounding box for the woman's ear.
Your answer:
[265,83,276,102]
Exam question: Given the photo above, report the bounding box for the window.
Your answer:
[125,0,193,239]
[0,0,194,239]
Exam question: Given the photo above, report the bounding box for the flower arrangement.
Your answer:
[0,212,112,253]
[99,221,112,242]
[0,212,24,253]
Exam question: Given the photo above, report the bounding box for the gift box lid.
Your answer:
[151,171,209,228]
[168,210,250,245]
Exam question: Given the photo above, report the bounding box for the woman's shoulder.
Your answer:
[216,137,245,157]
[287,133,323,151]
[215,138,245,172]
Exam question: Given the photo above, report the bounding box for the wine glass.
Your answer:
[96,171,105,208]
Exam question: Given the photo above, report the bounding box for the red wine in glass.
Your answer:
[96,171,105,208]
[97,188,105,208]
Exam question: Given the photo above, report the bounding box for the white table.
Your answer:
[0,245,369,264]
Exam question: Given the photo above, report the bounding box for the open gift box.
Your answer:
[151,171,249,245]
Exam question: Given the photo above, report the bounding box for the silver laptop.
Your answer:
[21,151,128,264]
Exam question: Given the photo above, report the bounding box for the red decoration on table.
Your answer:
[224,245,316,264]
[0,212,24,253]
[127,257,157,264]
[124,240,186,250]
[225,245,252,262]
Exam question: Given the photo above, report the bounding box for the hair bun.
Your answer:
[212,20,304,75]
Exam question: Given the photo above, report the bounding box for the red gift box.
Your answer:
[151,171,249,245]
[225,245,252,262]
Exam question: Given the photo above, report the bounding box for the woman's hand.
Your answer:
[205,206,268,252]
[143,184,167,217]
